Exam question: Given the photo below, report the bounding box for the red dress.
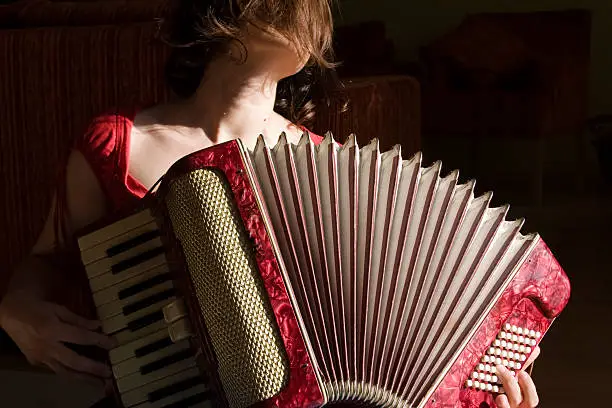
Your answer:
[67,106,323,216]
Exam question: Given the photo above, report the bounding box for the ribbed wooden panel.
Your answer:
[0,0,171,27]
[312,75,421,156]
[0,22,171,294]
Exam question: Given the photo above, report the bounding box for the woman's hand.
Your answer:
[0,291,116,384]
[495,346,541,408]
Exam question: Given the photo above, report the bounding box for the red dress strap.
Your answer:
[307,130,324,145]
[74,107,147,214]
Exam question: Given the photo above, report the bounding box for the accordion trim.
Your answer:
[159,140,325,408]
[423,237,571,408]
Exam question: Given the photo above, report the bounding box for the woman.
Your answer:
[0,1,540,407]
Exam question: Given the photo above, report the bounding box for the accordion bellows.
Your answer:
[78,133,570,408]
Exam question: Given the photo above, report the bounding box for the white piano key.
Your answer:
[89,253,167,293]
[134,383,212,408]
[81,221,160,265]
[117,356,197,394]
[84,236,165,280]
[110,327,172,365]
[102,295,177,334]
[98,280,175,320]
[113,338,192,379]
[114,320,167,348]
[93,263,171,307]
[119,365,201,405]
[78,209,156,251]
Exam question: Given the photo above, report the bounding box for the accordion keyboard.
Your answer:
[78,210,213,408]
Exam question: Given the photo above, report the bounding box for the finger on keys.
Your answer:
[523,345,540,370]
[48,360,106,386]
[56,322,117,350]
[495,393,511,408]
[496,364,522,407]
[53,345,112,378]
[517,370,539,407]
[104,379,116,396]
[54,305,101,331]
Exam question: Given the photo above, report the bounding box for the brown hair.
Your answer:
[159,0,341,127]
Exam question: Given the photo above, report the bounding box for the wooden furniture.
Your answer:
[313,75,421,154]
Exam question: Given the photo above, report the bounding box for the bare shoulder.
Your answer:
[126,103,207,190]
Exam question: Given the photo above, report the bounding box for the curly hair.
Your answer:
[159,0,342,127]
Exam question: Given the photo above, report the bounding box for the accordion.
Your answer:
[76,133,571,408]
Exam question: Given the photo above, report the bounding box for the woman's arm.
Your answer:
[0,150,116,382]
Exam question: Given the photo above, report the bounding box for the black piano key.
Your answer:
[140,349,194,375]
[118,272,173,300]
[149,376,204,402]
[135,336,173,358]
[160,391,215,408]
[127,310,164,332]
[122,288,175,316]
[111,246,166,275]
[106,229,161,257]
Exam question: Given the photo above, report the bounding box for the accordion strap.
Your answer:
[141,173,165,216]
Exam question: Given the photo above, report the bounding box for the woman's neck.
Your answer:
[170,52,293,145]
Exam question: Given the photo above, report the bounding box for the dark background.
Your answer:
[0,0,610,407]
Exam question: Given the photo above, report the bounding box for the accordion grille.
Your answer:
[164,168,289,408]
